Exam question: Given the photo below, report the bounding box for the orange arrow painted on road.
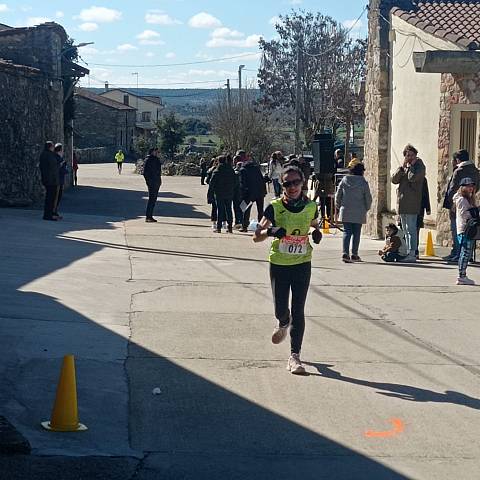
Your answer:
[364,418,404,438]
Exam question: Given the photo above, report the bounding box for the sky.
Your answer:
[0,1,368,89]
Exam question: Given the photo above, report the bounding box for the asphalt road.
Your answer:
[1,164,480,479]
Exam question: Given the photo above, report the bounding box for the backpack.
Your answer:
[465,217,480,240]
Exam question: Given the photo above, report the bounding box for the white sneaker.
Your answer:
[287,353,306,375]
[211,222,217,231]
[271,317,291,344]
[456,276,475,285]
[222,221,227,229]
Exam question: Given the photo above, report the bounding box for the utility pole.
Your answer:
[225,78,231,111]
[238,64,245,104]
[294,44,302,155]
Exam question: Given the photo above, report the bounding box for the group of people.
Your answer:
[39,141,72,221]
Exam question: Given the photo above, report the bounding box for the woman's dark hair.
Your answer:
[226,154,233,165]
[403,144,418,156]
[217,155,227,165]
[386,223,398,234]
[281,165,304,182]
[350,163,365,176]
[148,147,157,155]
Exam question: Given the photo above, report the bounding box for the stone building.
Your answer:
[0,22,88,206]
[100,87,163,138]
[74,88,136,162]
[364,0,480,245]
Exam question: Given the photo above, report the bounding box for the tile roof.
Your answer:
[75,88,136,110]
[392,1,480,50]
[100,89,163,106]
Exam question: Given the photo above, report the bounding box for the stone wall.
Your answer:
[436,72,480,245]
[363,0,394,238]
[74,147,109,164]
[0,61,63,206]
[74,96,136,162]
[0,23,65,77]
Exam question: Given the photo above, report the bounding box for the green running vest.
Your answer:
[269,198,317,266]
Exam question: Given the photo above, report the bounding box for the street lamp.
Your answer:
[238,64,245,104]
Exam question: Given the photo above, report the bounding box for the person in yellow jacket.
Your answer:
[115,150,125,174]
[253,165,322,374]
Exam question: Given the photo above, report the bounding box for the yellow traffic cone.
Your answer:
[41,355,87,432]
[424,230,435,257]
[322,216,331,235]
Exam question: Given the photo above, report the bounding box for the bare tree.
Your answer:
[208,88,275,162]
[258,10,366,147]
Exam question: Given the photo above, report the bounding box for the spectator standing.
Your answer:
[268,152,283,198]
[391,144,426,262]
[335,149,345,169]
[297,156,312,196]
[72,152,79,186]
[206,158,219,230]
[143,148,162,222]
[240,155,267,232]
[208,155,236,233]
[454,177,478,285]
[39,141,59,221]
[335,159,372,263]
[53,143,67,219]
[115,149,124,174]
[443,149,479,262]
[233,159,243,228]
[200,158,208,185]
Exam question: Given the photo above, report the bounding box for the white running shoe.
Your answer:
[456,276,475,285]
[287,353,306,375]
[271,316,291,344]
[211,222,217,231]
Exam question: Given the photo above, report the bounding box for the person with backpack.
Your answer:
[454,177,478,285]
[443,149,479,262]
[253,165,322,375]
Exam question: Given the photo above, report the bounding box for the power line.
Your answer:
[87,52,260,68]
[301,6,368,57]
[86,79,236,87]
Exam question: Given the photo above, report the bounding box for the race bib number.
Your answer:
[278,235,309,255]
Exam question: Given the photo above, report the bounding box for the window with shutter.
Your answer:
[459,111,477,159]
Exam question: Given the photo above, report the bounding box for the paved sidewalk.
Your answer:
[1,164,480,479]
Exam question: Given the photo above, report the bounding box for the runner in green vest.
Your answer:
[253,165,322,374]
[115,150,125,174]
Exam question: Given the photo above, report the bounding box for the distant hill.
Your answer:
[87,88,259,119]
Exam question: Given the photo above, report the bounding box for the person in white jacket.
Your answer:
[268,152,283,198]
[454,177,478,285]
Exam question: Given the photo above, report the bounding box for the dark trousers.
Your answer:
[272,179,281,197]
[242,197,264,229]
[216,197,233,230]
[146,182,160,218]
[43,185,58,219]
[319,196,332,220]
[54,185,64,215]
[343,222,362,256]
[382,252,405,262]
[270,262,311,354]
[201,172,207,185]
[210,199,217,222]
[73,171,78,186]
[233,198,243,225]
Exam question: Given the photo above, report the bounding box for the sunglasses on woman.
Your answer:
[282,179,303,188]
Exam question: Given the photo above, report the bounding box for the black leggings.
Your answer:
[270,262,311,354]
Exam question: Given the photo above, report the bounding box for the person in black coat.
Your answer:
[53,143,67,219]
[39,141,60,221]
[240,156,267,232]
[143,148,162,222]
[208,155,236,233]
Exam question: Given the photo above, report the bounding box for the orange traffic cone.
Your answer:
[41,355,87,432]
[424,230,435,257]
[322,216,331,235]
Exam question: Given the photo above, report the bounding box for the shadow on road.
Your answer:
[0,183,412,479]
